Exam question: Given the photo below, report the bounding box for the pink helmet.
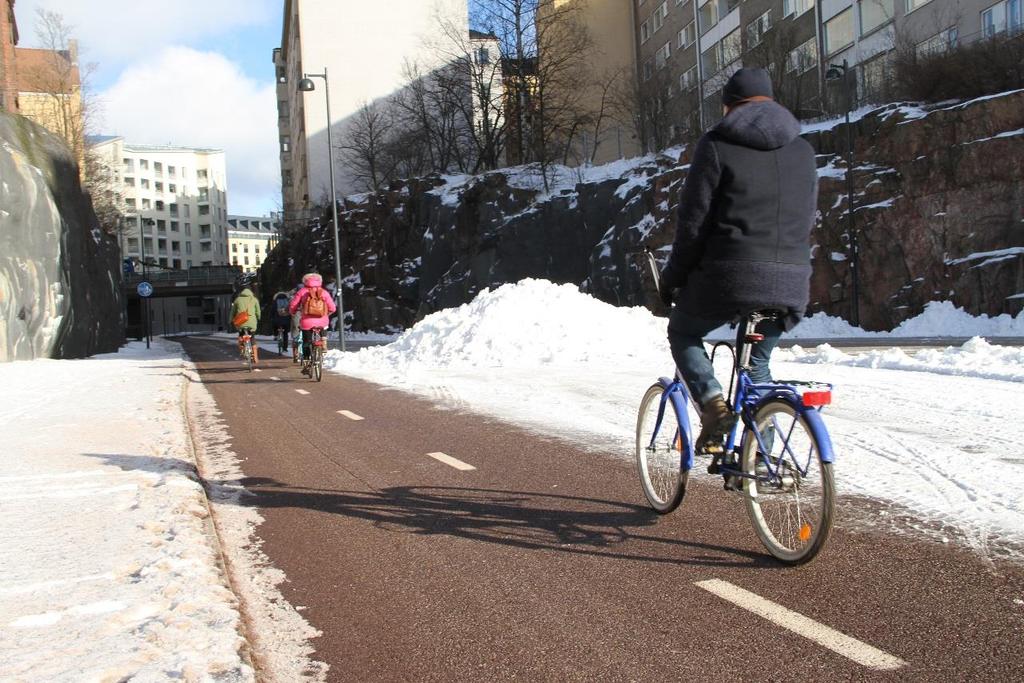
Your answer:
[302,272,323,287]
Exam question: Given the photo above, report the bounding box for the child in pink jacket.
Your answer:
[288,273,338,369]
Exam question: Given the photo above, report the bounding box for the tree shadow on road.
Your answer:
[228,478,775,569]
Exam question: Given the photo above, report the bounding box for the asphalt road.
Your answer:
[179,336,1024,682]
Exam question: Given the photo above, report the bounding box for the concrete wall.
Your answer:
[0,112,122,360]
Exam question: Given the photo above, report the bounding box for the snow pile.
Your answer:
[781,337,1024,382]
[0,342,254,681]
[778,301,1024,339]
[328,279,667,375]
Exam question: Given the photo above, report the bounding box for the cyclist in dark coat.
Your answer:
[660,67,818,449]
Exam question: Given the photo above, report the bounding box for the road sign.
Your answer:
[137,281,154,298]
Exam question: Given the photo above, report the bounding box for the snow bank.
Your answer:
[0,342,254,681]
[329,279,668,375]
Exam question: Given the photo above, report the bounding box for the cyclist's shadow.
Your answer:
[233,479,775,569]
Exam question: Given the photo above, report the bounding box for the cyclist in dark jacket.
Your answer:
[660,67,818,450]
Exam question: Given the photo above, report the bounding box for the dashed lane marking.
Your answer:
[270,376,281,381]
[427,452,476,471]
[296,389,310,395]
[695,579,906,671]
[254,368,262,372]
[337,410,364,421]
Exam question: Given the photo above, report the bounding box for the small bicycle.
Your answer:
[301,327,326,382]
[635,257,835,565]
[239,331,256,373]
[276,326,289,356]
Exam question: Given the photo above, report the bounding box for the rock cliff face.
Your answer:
[262,90,1024,332]
[0,113,123,361]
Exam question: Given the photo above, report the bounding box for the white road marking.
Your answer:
[270,376,281,381]
[254,369,262,372]
[295,389,310,395]
[695,579,906,671]
[427,452,476,471]
[337,410,364,421]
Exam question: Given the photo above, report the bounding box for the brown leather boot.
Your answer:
[252,344,259,364]
[696,395,736,454]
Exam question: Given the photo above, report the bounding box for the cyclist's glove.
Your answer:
[660,283,675,308]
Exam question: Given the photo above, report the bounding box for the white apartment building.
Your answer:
[228,214,281,273]
[91,136,231,269]
[274,0,468,226]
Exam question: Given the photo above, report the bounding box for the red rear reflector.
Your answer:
[745,333,765,342]
[802,390,831,407]
[314,340,325,347]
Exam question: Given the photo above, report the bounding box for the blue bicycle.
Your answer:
[635,308,836,565]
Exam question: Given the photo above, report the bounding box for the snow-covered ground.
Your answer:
[326,280,1024,558]
[0,341,323,681]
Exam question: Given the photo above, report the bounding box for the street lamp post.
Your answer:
[298,68,346,352]
[140,215,154,348]
[826,59,860,327]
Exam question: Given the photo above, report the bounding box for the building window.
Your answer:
[200,224,212,238]
[157,219,166,232]
[185,223,192,236]
[701,44,720,77]
[184,205,191,217]
[171,241,180,253]
[281,135,290,153]
[140,178,150,189]
[783,0,815,18]
[124,177,135,187]
[641,18,651,44]
[142,199,151,210]
[787,36,818,73]
[656,42,671,69]
[123,158,134,172]
[825,9,855,55]
[982,0,1023,37]
[154,162,163,176]
[680,66,698,91]
[905,0,933,12]
[201,243,212,253]
[155,182,163,193]
[169,203,178,216]
[678,21,696,49]
[243,244,249,253]
[244,256,250,265]
[232,243,238,253]
[139,159,149,170]
[700,1,718,31]
[197,169,208,182]
[186,242,192,254]
[171,221,179,232]
[168,166,176,178]
[643,59,654,82]
[747,10,772,48]
[860,0,894,36]
[916,26,959,57]
[169,183,176,193]
[653,2,669,32]
[722,28,741,66]
[127,237,139,252]
[155,201,164,211]
[125,198,136,209]
[199,205,210,215]
[475,46,491,64]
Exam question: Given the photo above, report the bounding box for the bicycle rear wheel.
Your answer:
[635,383,689,513]
[244,340,253,372]
[741,400,834,565]
[313,347,323,382]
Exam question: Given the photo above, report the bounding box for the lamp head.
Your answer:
[825,65,845,81]
[298,78,316,92]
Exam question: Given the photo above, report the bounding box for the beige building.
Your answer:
[275,0,468,230]
[228,215,282,273]
[541,0,644,164]
[90,136,231,270]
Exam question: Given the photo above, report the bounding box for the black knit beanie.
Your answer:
[722,68,774,106]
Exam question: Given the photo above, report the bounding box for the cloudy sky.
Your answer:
[16,0,282,215]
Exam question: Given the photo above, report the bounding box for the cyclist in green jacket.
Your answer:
[230,287,262,364]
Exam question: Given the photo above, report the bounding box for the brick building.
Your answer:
[0,0,17,113]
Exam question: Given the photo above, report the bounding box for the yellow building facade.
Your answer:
[228,216,281,274]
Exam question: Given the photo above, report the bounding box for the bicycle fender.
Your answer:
[658,377,696,472]
[802,408,835,464]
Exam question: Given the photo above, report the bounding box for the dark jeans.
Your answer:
[301,329,314,359]
[668,308,784,407]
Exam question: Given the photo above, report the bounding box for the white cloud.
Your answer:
[15,0,277,65]
[99,47,279,215]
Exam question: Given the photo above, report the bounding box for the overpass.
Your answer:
[123,266,249,338]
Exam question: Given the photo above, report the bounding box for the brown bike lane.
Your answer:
[180,336,1024,682]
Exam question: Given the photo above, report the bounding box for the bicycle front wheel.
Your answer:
[741,400,834,565]
[635,383,689,513]
[313,347,323,382]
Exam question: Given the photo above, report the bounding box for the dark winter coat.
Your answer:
[661,100,818,329]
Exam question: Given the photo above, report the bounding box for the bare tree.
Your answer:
[29,10,121,232]
[340,100,400,192]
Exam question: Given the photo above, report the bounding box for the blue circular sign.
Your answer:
[136,281,154,298]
